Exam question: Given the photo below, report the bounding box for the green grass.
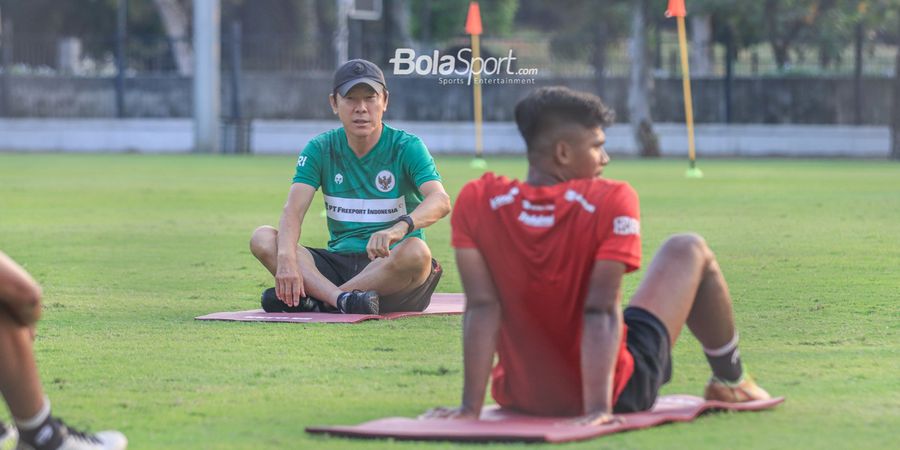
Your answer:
[0,154,898,449]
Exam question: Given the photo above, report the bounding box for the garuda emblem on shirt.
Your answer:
[375,170,395,192]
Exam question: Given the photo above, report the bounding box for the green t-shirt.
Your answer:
[292,123,442,254]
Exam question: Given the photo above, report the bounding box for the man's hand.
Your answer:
[365,222,407,260]
[275,258,305,307]
[572,411,623,427]
[419,406,479,420]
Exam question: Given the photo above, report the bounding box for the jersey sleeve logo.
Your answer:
[613,216,640,236]
[375,170,395,192]
[297,155,308,167]
[489,187,519,210]
[564,189,596,213]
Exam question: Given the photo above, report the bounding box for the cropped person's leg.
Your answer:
[0,312,45,423]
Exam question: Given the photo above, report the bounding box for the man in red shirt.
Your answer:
[424,87,771,424]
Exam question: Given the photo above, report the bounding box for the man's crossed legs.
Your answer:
[250,226,441,314]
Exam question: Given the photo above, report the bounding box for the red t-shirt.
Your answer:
[451,172,642,416]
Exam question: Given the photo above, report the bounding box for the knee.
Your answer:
[249,226,277,257]
[392,238,432,272]
[1,281,42,326]
[661,233,713,262]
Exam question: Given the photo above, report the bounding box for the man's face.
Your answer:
[331,84,388,139]
[563,125,610,179]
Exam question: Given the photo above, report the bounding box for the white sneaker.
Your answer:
[15,418,127,450]
[1,425,18,450]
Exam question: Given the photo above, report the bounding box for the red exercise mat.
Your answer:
[194,293,464,323]
[306,395,785,443]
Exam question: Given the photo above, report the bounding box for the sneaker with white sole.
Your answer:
[337,290,379,315]
[15,417,126,450]
[1,423,18,450]
[704,375,771,403]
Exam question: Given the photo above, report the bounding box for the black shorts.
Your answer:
[613,306,673,413]
[306,247,442,313]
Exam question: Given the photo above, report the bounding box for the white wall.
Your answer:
[0,119,891,158]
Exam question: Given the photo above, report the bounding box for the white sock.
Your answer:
[703,333,744,383]
[14,396,51,430]
[703,332,739,357]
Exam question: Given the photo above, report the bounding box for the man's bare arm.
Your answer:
[275,183,317,306]
[367,180,450,259]
[580,260,626,420]
[422,248,501,419]
[408,180,451,230]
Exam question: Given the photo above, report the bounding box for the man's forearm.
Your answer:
[581,309,622,414]
[460,301,501,415]
[408,191,450,231]
[276,211,302,262]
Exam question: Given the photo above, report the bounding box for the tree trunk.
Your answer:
[298,0,320,63]
[591,22,608,98]
[628,0,659,158]
[892,19,900,160]
[690,14,714,76]
[772,41,790,69]
[391,0,413,48]
[153,0,193,76]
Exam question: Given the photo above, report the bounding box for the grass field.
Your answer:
[0,154,898,449]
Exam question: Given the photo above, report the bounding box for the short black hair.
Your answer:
[514,86,614,153]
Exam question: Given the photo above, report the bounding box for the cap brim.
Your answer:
[336,78,384,96]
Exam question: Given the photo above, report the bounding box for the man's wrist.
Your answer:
[396,215,415,235]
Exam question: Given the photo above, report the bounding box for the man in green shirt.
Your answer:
[250,59,451,315]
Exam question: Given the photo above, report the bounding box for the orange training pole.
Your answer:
[466,2,486,169]
[667,0,703,178]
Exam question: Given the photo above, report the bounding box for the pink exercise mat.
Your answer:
[306,395,785,443]
[194,293,464,324]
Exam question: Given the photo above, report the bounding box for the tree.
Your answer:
[539,1,629,97]
[152,0,192,75]
[762,0,838,69]
[690,14,715,76]
[627,0,659,157]
[886,3,900,159]
[409,0,518,42]
[525,0,656,155]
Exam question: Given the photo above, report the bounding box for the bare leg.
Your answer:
[627,233,736,350]
[249,227,433,307]
[340,237,432,297]
[249,226,343,306]
[0,252,42,326]
[0,312,45,421]
[0,252,46,419]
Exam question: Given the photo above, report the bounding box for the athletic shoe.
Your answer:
[337,290,379,315]
[15,417,127,450]
[704,375,771,403]
[1,423,18,450]
[260,288,322,313]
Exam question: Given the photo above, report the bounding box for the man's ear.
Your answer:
[382,90,389,111]
[553,138,572,165]
[329,93,338,114]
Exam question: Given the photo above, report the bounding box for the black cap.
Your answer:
[333,59,387,97]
